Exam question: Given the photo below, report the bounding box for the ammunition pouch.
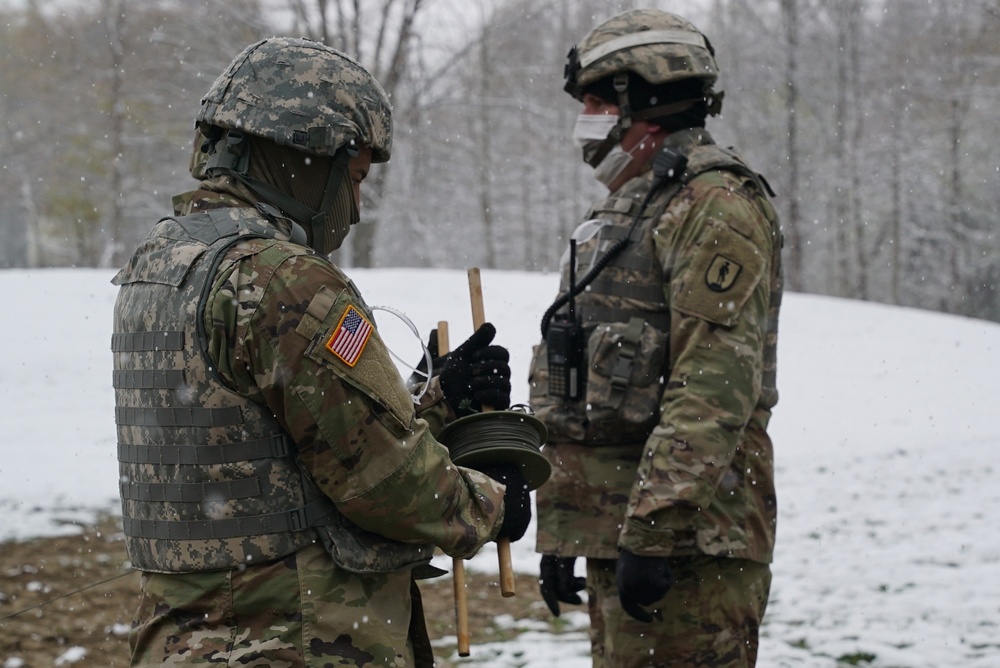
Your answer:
[529,317,668,445]
[584,317,668,442]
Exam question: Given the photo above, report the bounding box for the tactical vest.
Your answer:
[112,208,435,575]
[530,139,781,445]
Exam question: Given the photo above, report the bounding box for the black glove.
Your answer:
[539,555,586,617]
[616,550,674,623]
[439,322,511,416]
[477,462,531,542]
[405,328,450,392]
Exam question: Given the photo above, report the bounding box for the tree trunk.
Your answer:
[833,2,851,295]
[476,22,496,269]
[848,0,868,300]
[780,0,803,290]
[285,0,425,268]
[102,0,127,268]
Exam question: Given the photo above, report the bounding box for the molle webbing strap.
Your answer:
[120,477,262,503]
[177,210,240,245]
[113,369,185,389]
[587,276,665,302]
[192,210,282,389]
[576,210,669,302]
[111,331,184,352]
[578,251,652,273]
[608,317,646,410]
[575,208,650,273]
[115,405,242,428]
[118,434,292,465]
[580,305,670,331]
[123,497,336,540]
[585,222,634,240]
[568,167,686,335]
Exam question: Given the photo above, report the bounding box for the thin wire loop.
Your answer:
[370,305,434,404]
[0,569,135,622]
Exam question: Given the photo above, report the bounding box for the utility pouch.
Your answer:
[315,513,435,574]
[584,317,668,441]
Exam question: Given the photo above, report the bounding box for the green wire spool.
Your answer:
[438,410,551,491]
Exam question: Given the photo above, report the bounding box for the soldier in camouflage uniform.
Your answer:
[529,10,782,667]
[112,37,531,667]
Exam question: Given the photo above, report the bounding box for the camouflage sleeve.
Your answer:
[413,376,454,438]
[619,174,774,556]
[205,243,504,559]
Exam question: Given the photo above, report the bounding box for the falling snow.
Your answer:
[2,268,999,667]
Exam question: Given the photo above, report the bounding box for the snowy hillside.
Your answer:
[2,267,998,667]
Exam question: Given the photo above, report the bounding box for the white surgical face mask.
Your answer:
[573,113,620,167]
[572,113,620,147]
[591,133,653,189]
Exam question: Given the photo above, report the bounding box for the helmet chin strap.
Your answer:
[585,73,632,168]
[204,130,359,254]
[306,143,359,254]
[584,73,720,169]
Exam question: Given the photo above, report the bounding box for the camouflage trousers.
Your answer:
[128,544,433,667]
[586,556,771,668]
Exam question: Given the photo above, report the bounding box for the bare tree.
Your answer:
[847,0,868,300]
[284,0,427,268]
[828,0,867,298]
[101,0,127,268]
[780,0,804,290]
[4,0,1000,322]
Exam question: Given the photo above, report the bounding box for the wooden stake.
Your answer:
[466,268,517,598]
[439,321,471,657]
[453,558,470,656]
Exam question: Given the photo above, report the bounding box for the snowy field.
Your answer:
[2,267,999,667]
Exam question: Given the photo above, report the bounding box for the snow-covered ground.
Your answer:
[2,267,999,667]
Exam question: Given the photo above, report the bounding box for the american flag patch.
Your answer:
[325,305,373,367]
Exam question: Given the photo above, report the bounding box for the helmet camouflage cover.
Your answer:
[564,8,719,100]
[197,37,392,163]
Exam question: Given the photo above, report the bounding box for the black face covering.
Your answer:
[245,136,360,254]
[247,137,330,208]
[310,166,359,254]
[204,130,360,255]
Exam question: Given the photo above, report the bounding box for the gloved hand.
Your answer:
[539,555,586,617]
[477,462,531,542]
[615,550,674,623]
[439,322,511,416]
[405,328,450,392]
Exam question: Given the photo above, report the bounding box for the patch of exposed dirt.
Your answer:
[0,518,557,667]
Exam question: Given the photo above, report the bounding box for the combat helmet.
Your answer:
[197,36,392,162]
[564,9,722,165]
[195,37,392,254]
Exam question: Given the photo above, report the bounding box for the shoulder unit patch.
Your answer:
[325,305,373,367]
[705,254,743,292]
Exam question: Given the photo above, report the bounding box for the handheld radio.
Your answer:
[546,240,586,399]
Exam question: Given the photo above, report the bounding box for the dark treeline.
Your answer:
[2,0,998,322]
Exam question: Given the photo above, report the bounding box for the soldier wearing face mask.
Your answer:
[528,9,784,668]
[112,37,529,667]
